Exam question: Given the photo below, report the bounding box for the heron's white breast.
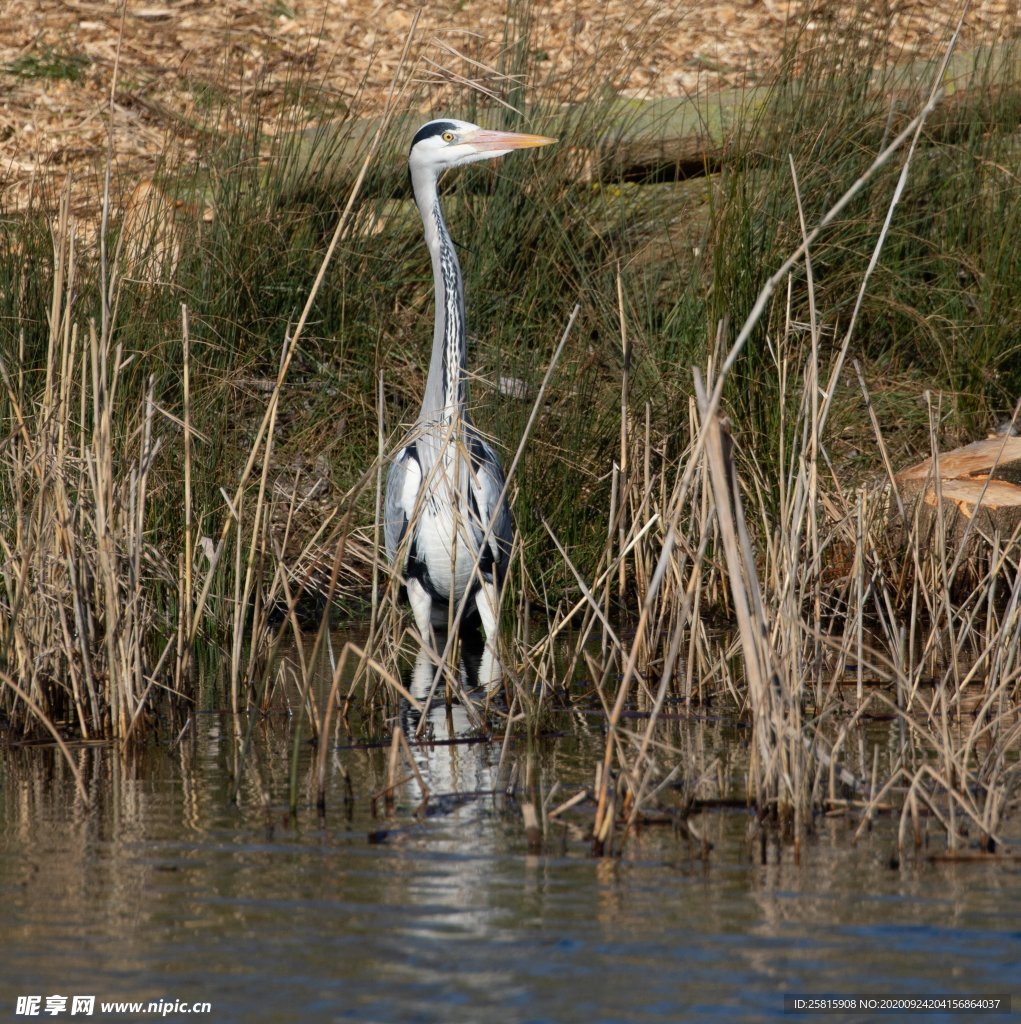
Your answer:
[415,496,479,601]
[404,424,486,602]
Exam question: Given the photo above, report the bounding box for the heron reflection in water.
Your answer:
[400,634,491,741]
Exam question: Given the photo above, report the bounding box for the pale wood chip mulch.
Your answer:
[1,1,1017,215]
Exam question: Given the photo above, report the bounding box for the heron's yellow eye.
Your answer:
[442,131,455,143]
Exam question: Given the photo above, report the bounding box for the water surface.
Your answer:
[1,650,1019,1023]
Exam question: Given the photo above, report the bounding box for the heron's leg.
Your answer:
[406,578,435,647]
[474,579,500,642]
[474,580,503,690]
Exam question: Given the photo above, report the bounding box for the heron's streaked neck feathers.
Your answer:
[412,165,468,424]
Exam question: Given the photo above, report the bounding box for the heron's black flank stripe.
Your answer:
[467,435,489,467]
[406,537,445,600]
[476,544,495,582]
[410,120,459,150]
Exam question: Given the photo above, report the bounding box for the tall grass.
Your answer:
[0,3,1019,852]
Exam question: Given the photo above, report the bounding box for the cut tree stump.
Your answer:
[894,436,1021,544]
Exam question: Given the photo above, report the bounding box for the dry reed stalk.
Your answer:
[0,187,182,745]
[695,375,795,812]
[229,336,283,714]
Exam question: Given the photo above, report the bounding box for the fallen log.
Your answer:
[275,42,1021,197]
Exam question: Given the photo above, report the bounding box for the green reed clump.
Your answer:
[695,40,1021,458]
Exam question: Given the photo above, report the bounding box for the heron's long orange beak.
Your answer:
[461,128,557,152]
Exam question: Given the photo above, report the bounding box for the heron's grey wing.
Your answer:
[468,434,513,587]
[384,443,422,565]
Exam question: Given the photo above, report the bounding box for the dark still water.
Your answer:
[1,653,1019,1023]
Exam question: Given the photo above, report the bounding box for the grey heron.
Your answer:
[384,118,555,648]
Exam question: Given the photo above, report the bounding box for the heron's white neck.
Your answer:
[412,166,469,424]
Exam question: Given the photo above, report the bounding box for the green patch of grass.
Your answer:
[189,79,232,114]
[5,46,91,82]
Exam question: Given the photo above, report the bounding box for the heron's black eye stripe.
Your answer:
[410,120,460,149]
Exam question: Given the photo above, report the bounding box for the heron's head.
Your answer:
[408,118,556,179]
